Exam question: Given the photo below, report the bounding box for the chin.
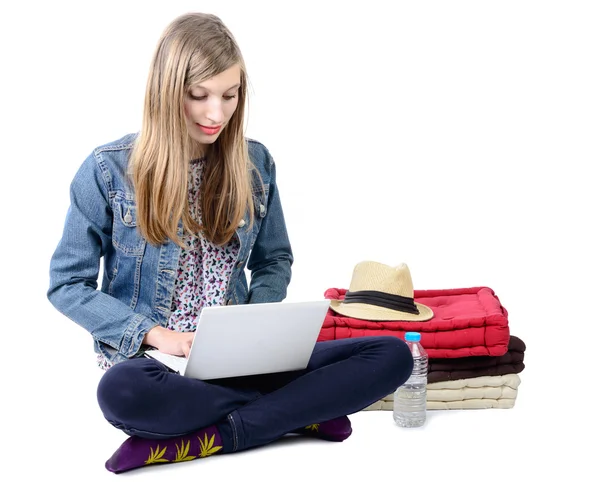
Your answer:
[190,134,217,145]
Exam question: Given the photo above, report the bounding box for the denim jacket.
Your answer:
[47,133,293,365]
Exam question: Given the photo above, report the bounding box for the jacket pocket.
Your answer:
[248,190,268,238]
[253,193,267,219]
[252,184,269,221]
[112,194,146,256]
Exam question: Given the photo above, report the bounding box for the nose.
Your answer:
[205,97,224,125]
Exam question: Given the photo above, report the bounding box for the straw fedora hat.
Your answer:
[329,261,433,321]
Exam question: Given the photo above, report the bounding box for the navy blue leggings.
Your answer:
[97,336,413,452]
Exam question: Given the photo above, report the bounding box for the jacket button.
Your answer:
[238,219,245,228]
[227,299,233,305]
[236,261,244,268]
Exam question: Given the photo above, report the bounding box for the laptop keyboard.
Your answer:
[145,350,188,373]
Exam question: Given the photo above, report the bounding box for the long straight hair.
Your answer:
[129,12,256,248]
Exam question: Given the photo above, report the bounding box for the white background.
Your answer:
[1,1,598,484]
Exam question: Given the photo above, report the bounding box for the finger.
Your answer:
[183,342,191,358]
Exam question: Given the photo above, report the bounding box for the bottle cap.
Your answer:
[405,332,421,342]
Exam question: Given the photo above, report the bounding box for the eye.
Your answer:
[189,94,207,101]
[223,94,237,101]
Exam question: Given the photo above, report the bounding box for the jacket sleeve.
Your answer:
[47,151,159,361]
[246,147,294,303]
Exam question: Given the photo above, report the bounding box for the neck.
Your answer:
[190,143,207,160]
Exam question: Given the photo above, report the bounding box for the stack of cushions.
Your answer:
[321,285,526,411]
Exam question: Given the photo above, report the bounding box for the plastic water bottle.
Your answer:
[393,332,428,427]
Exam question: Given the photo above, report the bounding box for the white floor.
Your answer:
[9,321,594,486]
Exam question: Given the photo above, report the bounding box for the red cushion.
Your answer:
[319,287,510,359]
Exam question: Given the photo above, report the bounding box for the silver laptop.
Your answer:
[144,299,331,380]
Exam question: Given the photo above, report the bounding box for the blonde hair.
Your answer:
[130,12,256,248]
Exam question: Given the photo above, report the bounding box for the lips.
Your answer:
[196,123,222,135]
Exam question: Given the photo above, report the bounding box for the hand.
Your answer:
[143,326,195,357]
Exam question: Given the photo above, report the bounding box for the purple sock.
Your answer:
[105,425,223,473]
[293,416,352,442]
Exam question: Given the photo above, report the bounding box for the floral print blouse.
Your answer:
[96,157,240,370]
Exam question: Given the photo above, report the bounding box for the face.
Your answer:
[184,64,241,155]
